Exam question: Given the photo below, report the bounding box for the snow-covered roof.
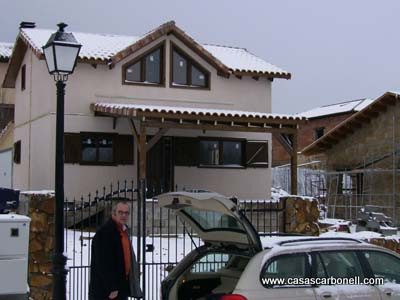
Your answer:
[0,42,13,61]
[91,102,306,121]
[21,28,140,62]
[298,98,373,119]
[203,44,288,76]
[17,22,290,78]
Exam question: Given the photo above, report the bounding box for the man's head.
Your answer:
[112,201,130,226]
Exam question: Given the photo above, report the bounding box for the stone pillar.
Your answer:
[282,196,320,236]
[21,192,55,300]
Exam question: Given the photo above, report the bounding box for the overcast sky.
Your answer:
[2,0,400,114]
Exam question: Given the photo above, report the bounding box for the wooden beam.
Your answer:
[290,133,298,195]
[273,133,293,155]
[92,107,307,126]
[142,121,297,134]
[139,123,147,180]
[146,128,169,152]
[137,111,306,126]
[128,118,140,151]
[233,70,291,80]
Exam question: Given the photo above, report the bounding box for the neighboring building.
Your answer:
[0,42,15,188]
[2,21,304,199]
[302,91,400,224]
[272,98,372,167]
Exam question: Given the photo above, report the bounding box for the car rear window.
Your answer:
[182,207,245,232]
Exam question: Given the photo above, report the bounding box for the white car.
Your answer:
[158,191,400,300]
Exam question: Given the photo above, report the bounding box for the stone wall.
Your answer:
[324,99,400,223]
[369,237,400,254]
[19,192,55,300]
[283,196,320,235]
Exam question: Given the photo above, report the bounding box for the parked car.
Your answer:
[158,191,400,300]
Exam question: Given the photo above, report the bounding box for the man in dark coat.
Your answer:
[89,201,143,299]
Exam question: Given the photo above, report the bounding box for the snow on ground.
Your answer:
[271,187,289,201]
[65,230,202,300]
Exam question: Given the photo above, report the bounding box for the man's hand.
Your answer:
[109,290,119,299]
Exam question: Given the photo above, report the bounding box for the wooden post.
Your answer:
[290,132,298,195]
[138,123,147,298]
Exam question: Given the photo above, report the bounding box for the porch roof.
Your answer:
[0,42,13,62]
[91,102,307,134]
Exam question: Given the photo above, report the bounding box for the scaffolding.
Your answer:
[273,141,400,225]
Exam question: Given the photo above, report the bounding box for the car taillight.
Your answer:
[220,294,248,300]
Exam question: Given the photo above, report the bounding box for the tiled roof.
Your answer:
[0,42,13,61]
[20,28,140,62]
[298,98,373,119]
[302,91,399,155]
[91,102,306,121]
[18,22,290,77]
[203,44,289,77]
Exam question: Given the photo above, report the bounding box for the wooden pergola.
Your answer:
[91,102,307,195]
[91,102,306,293]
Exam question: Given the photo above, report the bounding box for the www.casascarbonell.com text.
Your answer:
[261,276,384,286]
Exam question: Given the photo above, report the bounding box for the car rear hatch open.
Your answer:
[157,191,262,253]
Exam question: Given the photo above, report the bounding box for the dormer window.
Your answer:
[171,44,210,89]
[123,43,165,86]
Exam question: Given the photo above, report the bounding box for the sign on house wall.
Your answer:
[0,149,12,188]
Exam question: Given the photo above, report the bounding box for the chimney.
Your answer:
[19,22,36,29]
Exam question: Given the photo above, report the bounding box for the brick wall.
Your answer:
[272,113,352,167]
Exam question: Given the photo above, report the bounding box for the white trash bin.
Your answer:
[0,214,30,299]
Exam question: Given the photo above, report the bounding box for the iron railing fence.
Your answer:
[64,180,286,300]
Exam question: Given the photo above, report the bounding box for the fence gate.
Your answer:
[64,182,286,300]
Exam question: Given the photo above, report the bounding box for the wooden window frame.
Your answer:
[170,42,211,90]
[21,64,26,91]
[198,137,245,169]
[246,140,269,168]
[13,140,21,164]
[65,132,134,165]
[122,41,166,87]
[80,132,118,166]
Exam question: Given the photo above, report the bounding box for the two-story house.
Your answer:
[2,21,305,199]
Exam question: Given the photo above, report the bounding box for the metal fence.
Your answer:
[64,180,286,300]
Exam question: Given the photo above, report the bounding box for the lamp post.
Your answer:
[42,23,81,300]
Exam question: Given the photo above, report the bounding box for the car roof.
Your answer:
[261,236,381,252]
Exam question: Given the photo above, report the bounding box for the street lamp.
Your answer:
[42,23,81,300]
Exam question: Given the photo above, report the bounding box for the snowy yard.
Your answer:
[65,230,203,300]
[64,224,400,300]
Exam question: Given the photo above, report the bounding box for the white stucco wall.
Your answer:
[0,149,12,188]
[13,35,275,200]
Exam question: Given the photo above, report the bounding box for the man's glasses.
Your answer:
[117,210,130,216]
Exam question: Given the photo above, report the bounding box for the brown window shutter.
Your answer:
[13,140,21,164]
[116,134,134,165]
[174,137,198,166]
[64,133,81,164]
[246,141,268,168]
